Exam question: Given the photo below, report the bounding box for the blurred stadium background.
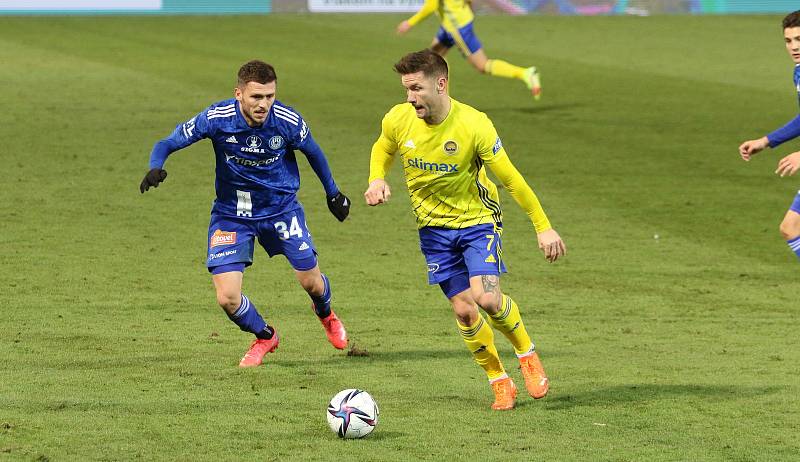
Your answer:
[0,0,797,15]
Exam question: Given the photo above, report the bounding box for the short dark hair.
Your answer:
[237,60,277,87]
[394,49,448,79]
[783,10,800,29]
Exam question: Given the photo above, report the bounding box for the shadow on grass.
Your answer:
[271,348,467,367]
[480,102,586,115]
[362,430,407,441]
[539,383,783,410]
[271,347,569,367]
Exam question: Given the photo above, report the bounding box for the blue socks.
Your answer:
[228,294,274,339]
[311,274,332,319]
[788,236,800,260]
[226,276,330,338]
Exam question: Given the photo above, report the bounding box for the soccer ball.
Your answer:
[326,389,379,439]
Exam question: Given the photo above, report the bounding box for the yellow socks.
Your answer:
[485,59,526,81]
[458,314,506,381]
[487,295,534,356]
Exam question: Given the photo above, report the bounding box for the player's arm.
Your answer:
[365,115,398,206]
[739,114,800,160]
[141,111,211,193]
[397,0,438,35]
[488,156,566,262]
[767,115,800,176]
[739,114,800,176]
[478,122,565,262]
[293,119,350,222]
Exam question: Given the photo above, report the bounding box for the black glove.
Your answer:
[327,192,350,222]
[140,168,167,193]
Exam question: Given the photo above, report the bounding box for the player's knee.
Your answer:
[475,291,501,314]
[455,308,478,326]
[216,291,241,313]
[779,219,800,240]
[298,275,322,295]
[451,298,477,324]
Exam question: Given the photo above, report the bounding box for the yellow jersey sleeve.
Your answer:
[475,116,552,233]
[407,0,439,26]
[368,111,399,183]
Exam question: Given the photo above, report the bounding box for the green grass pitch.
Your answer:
[1,13,799,461]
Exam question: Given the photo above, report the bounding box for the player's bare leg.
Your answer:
[450,289,515,410]
[213,270,244,316]
[213,271,279,367]
[470,275,549,399]
[779,210,800,240]
[429,39,450,57]
[296,265,348,349]
[466,49,489,74]
[780,209,800,260]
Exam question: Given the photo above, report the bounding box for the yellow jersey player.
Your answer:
[364,50,566,410]
[396,0,542,99]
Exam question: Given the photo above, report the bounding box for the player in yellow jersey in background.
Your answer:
[396,0,542,99]
[364,50,565,410]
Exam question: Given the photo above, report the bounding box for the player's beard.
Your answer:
[246,106,268,126]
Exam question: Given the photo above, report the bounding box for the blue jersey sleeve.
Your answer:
[149,110,213,169]
[291,117,339,197]
[767,114,800,148]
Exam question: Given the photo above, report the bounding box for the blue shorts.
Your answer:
[419,223,506,299]
[206,207,318,273]
[790,191,800,214]
[435,22,483,56]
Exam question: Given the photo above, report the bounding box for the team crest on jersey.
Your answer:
[268,135,284,150]
[210,230,237,248]
[443,140,458,156]
[242,135,265,153]
[246,135,262,148]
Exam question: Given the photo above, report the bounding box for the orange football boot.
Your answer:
[519,351,549,399]
[524,66,542,101]
[317,309,348,350]
[490,377,517,411]
[238,334,279,368]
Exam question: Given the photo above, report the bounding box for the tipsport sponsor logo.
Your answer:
[407,157,458,174]
[224,152,280,167]
[210,230,236,248]
[209,249,237,260]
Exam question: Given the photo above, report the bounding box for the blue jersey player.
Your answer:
[140,60,351,367]
[739,11,800,261]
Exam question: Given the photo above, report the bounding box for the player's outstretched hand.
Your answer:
[140,168,167,193]
[537,228,566,263]
[739,137,769,161]
[327,192,350,222]
[396,20,411,35]
[776,151,800,177]
[364,179,391,206]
